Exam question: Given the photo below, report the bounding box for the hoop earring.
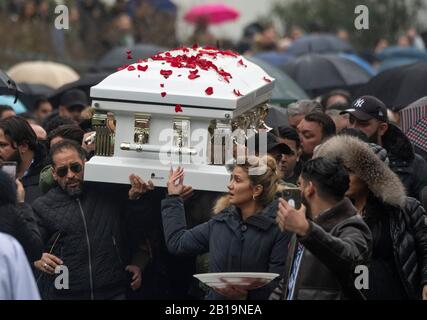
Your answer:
[252,195,256,200]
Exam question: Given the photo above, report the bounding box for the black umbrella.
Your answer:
[357,61,427,111]
[0,69,20,101]
[282,54,372,97]
[17,83,54,110]
[96,44,168,72]
[287,34,354,56]
[49,72,109,108]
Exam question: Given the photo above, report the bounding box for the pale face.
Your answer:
[227,166,254,207]
[297,119,323,157]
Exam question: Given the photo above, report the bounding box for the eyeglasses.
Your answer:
[55,162,82,178]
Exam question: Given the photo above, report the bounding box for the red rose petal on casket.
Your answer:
[127,65,136,71]
[188,74,200,80]
[160,69,173,78]
[238,59,245,66]
[161,92,167,97]
[160,84,164,88]
[205,87,213,95]
[138,64,148,71]
[117,64,129,71]
[189,69,199,75]
[127,54,133,60]
[263,76,272,83]
[192,43,198,50]
[233,89,243,97]
[175,104,183,113]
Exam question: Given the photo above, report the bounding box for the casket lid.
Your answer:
[90,46,275,113]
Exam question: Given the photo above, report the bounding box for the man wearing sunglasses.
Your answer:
[31,139,154,300]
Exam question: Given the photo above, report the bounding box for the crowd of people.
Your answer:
[0,0,427,302]
[1,77,427,300]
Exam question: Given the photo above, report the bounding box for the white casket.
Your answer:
[84,46,275,192]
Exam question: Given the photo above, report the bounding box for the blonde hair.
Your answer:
[236,155,279,208]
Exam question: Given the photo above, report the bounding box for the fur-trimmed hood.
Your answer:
[313,135,406,207]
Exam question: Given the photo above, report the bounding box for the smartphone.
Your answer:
[279,187,302,210]
[0,161,17,180]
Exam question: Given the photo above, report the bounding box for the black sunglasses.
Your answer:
[55,163,82,178]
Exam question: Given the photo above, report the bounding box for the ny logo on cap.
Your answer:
[354,98,365,108]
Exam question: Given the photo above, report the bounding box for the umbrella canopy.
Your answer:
[339,53,376,76]
[282,54,371,97]
[357,60,427,111]
[18,83,53,97]
[96,44,168,73]
[253,51,295,67]
[287,34,354,56]
[184,3,239,25]
[49,72,109,108]
[7,61,79,89]
[16,83,54,110]
[247,57,308,104]
[377,46,427,72]
[406,118,427,153]
[0,95,27,114]
[0,69,20,98]
[400,97,427,134]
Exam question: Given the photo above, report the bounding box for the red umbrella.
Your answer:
[184,3,239,25]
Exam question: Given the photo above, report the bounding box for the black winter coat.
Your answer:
[0,170,42,262]
[270,198,372,300]
[383,124,427,200]
[162,196,292,300]
[32,182,151,300]
[22,143,48,204]
[364,196,427,299]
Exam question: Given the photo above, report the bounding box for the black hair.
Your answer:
[48,124,85,146]
[320,89,352,108]
[304,112,336,140]
[42,113,75,133]
[278,126,301,149]
[50,139,86,165]
[0,105,14,118]
[338,128,369,143]
[0,116,37,151]
[34,96,50,110]
[301,157,349,201]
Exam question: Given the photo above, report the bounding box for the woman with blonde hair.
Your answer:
[161,155,292,300]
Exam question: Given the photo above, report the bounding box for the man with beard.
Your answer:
[343,96,427,199]
[0,116,47,203]
[32,140,154,300]
[270,157,372,300]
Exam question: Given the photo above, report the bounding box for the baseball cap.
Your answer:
[250,132,293,155]
[60,89,88,110]
[340,96,388,122]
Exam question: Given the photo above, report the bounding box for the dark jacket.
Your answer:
[32,182,150,300]
[270,198,372,300]
[161,196,292,300]
[365,196,427,299]
[0,171,42,262]
[22,142,48,204]
[383,124,427,200]
[315,135,427,300]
